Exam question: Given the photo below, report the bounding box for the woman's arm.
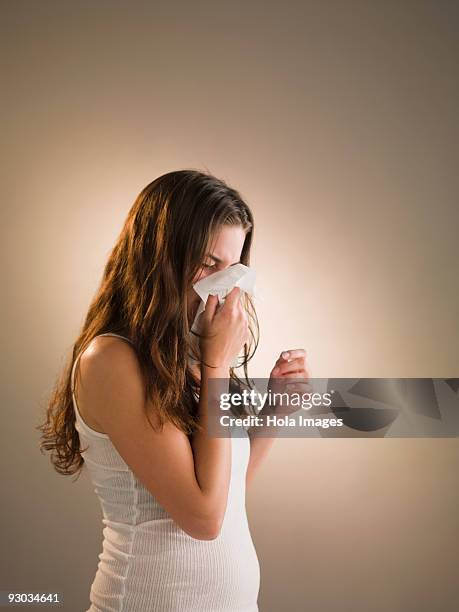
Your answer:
[245,348,310,486]
[245,398,285,486]
[189,364,232,532]
[77,338,231,541]
[246,433,277,486]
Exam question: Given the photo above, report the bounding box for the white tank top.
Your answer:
[71,332,260,612]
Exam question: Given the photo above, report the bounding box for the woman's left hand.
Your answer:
[267,349,311,414]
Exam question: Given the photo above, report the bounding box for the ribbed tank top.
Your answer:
[71,332,260,612]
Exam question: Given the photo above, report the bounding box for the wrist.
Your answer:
[201,363,229,378]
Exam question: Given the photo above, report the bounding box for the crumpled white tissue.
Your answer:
[189,263,259,368]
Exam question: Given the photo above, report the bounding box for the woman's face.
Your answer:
[187,224,247,325]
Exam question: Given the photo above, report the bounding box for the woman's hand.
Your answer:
[198,286,248,370]
[267,349,311,415]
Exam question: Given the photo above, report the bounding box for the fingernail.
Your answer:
[282,351,290,360]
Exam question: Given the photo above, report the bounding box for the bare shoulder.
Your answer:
[76,335,150,431]
[78,336,141,388]
[80,335,138,370]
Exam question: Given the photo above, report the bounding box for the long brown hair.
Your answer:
[37,169,259,478]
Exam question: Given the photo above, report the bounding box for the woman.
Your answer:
[38,169,308,611]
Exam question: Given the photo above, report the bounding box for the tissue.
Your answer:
[189,263,258,368]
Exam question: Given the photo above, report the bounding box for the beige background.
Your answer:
[1,1,458,610]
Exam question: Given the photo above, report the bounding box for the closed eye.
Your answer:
[204,253,241,268]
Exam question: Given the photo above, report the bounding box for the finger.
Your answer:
[279,370,310,380]
[203,293,219,319]
[284,381,313,393]
[273,356,306,375]
[278,349,306,362]
[221,286,241,311]
[275,353,306,369]
[271,370,309,383]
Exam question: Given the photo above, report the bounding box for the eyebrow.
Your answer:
[206,253,240,266]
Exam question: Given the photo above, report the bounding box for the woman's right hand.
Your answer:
[198,286,248,369]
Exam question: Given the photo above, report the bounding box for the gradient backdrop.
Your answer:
[1,1,458,611]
